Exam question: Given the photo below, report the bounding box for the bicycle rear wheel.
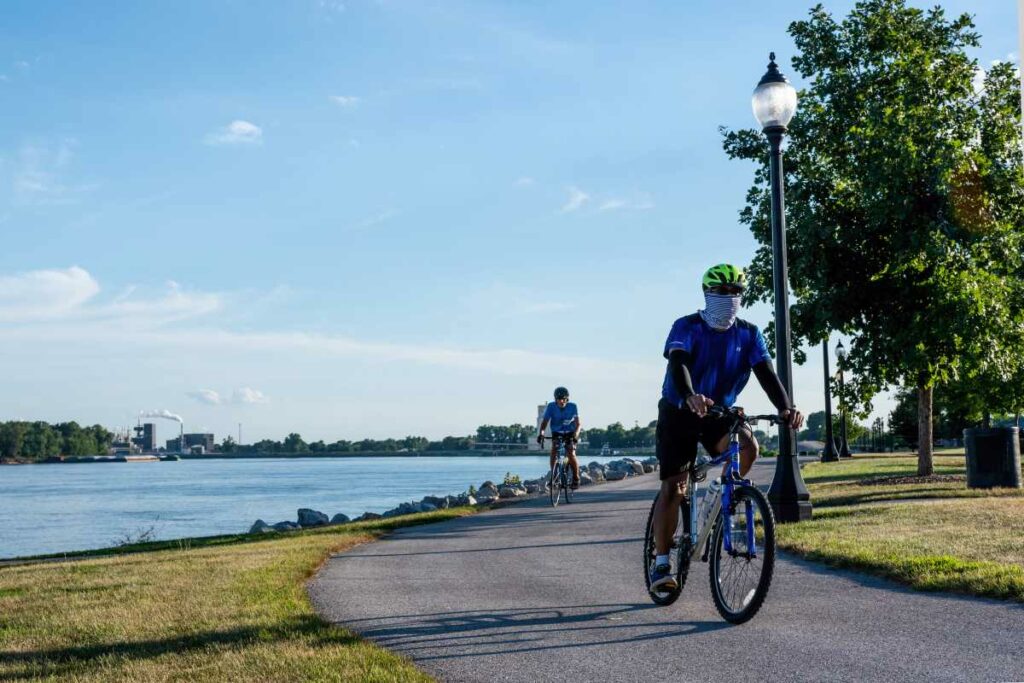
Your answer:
[642,491,691,606]
[549,463,561,507]
[708,485,776,624]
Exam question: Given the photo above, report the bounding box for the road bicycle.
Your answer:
[541,434,575,507]
[643,406,780,624]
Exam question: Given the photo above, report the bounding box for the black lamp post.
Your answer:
[753,53,812,522]
[835,340,853,458]
[821,338,839,462]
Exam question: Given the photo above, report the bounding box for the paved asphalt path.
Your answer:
[310,461,1024,682]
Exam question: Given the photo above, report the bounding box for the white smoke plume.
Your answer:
[139,409,183,424]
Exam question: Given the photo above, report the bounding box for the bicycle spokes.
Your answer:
[708,486,776,624]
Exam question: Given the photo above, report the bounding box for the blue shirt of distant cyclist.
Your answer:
[661,313,771,409]
[544,401,579,434]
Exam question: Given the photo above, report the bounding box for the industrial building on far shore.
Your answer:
[110,422,216,455]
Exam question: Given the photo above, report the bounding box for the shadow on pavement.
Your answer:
[345,602,731,661]
[338,535,642,559]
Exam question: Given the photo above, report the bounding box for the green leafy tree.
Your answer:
[722,1,1024,475]
[399,436,429,451]
[219,436,237,453]
[799,411,826,441]
[586,427,607,449]
[282,433,308,453]
[253,439,279,453]
[21,422,62,460]
[0,422,28,459]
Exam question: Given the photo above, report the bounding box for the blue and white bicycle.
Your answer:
[643,405,779,624]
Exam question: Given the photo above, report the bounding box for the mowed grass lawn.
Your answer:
[778,452,1024,601]
[0,510,477,682]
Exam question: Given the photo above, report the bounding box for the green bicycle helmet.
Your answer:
[701,263,746,292]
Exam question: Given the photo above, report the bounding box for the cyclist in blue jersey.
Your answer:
[537,387,582,489]
[649,264,804,593]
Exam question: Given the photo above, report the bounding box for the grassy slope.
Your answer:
[0,510,477,682]
[777,453,1024,601]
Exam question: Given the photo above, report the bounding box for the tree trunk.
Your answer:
[917,383,933,476]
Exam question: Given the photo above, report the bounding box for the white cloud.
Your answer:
[461,283,573,319]
[187,387,269,405]
[329,95,361,107]
[319,0,346,12]
[972,67,986,95]
[560,186,589,213]
[188,389,223,405]
[0,266,222,325]
[598,195,655,212]
[514,176,534,186]
[0,266,99,321]
[233,387,269,404]
[598,199,627,212]
[12,139,93,204]
[350,208,400,231]
[205,120,263,146]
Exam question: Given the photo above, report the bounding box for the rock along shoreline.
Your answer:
[247,456,659,534]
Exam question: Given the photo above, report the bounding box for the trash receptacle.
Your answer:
[964,427,1021,488]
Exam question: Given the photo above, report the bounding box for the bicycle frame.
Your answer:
[549,436,573,490]
[686,429,755,562]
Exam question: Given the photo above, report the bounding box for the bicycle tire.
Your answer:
[707,485,776,624]
[549,463,561,507]
[642,491,691,606]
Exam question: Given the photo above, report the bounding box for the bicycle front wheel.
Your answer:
[708,485,776,624]
[549,463,561,507]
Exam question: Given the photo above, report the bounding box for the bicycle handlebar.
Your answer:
[706,405,783,426]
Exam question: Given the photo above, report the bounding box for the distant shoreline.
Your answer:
[1,450,647,465]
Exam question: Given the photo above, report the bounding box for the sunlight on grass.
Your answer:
[0,510,476,681]
[782,453,1024,601]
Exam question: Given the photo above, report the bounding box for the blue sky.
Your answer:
[0,0,1019,442]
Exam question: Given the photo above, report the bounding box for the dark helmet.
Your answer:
[554,386,569,400]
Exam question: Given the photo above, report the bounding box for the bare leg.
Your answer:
[712,426,759,479]
[567,446,580,482]
[653,473,688,556]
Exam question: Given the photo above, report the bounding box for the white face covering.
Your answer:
[700,292,742,331]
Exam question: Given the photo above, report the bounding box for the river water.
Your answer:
[0,455,626,559]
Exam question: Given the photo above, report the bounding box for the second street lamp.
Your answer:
[752,53,812,522]
[835,340,853,458]
[821,338,840,462]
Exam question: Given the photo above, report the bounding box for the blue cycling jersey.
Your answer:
[543,401,579,434]
[661,313,771,409]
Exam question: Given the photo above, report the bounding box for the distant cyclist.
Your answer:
[649,264,804,593]
[537,387,582,489]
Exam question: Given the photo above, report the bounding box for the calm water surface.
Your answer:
[0,456,623,559]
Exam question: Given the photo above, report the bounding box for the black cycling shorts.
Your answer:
[550,432,576,448]
[655,398,732,480]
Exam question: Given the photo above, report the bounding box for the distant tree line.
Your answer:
[1,417,671,463]
[0,421,114,462]
[218,433,473,454]
[584,422,656,449]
